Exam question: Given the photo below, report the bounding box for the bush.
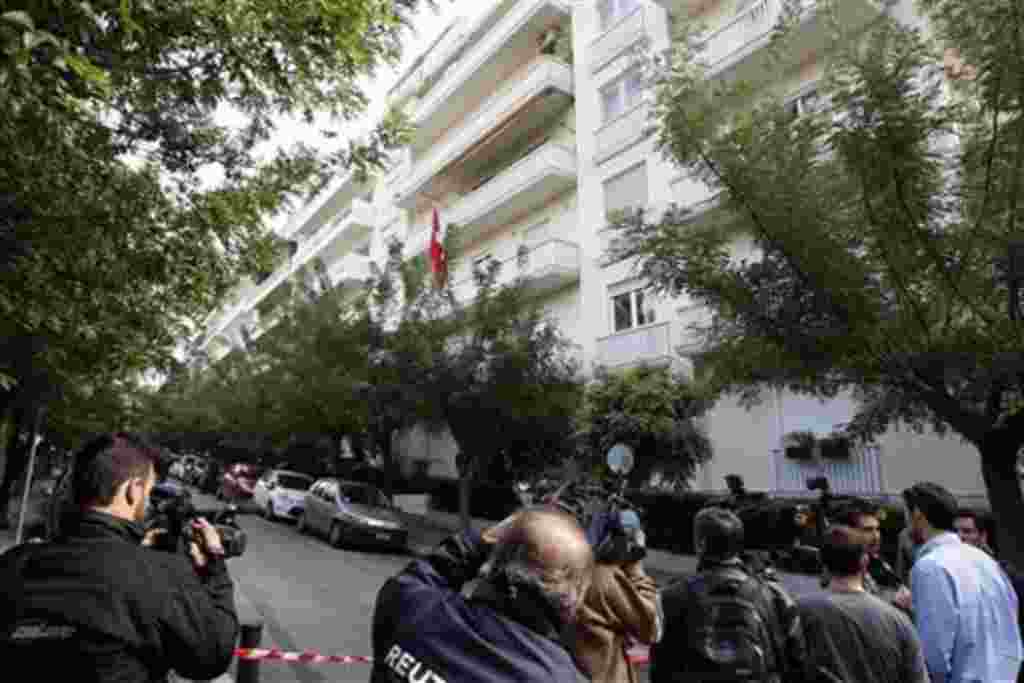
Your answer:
[427,479,522,521]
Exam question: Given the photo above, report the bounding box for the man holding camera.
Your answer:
[0,432,239,682]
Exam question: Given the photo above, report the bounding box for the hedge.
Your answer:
[426,478,523,521]
[625,488,910,567]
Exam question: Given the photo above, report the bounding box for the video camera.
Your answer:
[146,496,247,558]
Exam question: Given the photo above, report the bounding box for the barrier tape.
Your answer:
[234,647,651,666]
[235,648,373,664]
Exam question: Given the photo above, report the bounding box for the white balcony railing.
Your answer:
[396,56,574,209]
[409,0,571,127]
[451,238,580,302]
[327,253,372,288]
[596,321,674,368]
[700,0,781,75]
[589,6,650,74]
[201,200,375,349]
[448,141,577,240]
[595,102,652,164]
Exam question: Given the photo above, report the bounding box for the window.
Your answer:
[611,288,656,332]
[600,68,645,124]
[603,162,648,220]
[599,0,640,30]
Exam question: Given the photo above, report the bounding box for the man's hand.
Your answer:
[142,528,166,547]
[188,518,225,569]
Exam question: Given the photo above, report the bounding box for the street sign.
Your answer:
[606,443,635,475]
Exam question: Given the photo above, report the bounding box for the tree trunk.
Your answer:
[979,439,1024,569]
[377,425,395,503]
[0,401,33,529]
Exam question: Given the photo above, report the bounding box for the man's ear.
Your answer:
[123,478,139,507]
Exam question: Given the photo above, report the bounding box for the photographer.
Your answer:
[571,507,662,683]
[0,432,239,682]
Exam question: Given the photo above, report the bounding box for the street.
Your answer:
[204,491,823,683]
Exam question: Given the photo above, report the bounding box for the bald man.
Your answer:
[371,508,594,683]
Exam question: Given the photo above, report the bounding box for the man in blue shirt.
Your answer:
[904,482,1023,683]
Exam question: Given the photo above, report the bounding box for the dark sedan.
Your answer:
[297,479,408,551]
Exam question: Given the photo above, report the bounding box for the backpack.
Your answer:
[685,566,779,682]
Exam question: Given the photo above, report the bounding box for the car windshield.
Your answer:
[278,474,312,490]
[342,485,389,508]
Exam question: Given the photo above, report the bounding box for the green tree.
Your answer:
[395,241,583,527]
[0,0,429,517]
[610,1,1024,562]
[575,365,713,490]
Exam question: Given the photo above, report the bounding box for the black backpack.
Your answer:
[685,566,779,682]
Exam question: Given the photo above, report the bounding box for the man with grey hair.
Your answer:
[371,507,594,683]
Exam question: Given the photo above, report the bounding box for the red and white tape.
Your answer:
[234,647,650,667]
[235,648,373,665]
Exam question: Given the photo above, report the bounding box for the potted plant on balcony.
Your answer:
[538,25,572,64]
[819,432,852,460]
[783,430,817,461]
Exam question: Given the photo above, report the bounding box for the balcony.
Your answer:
[451,238,580,302]
[404,0,571,154]
[199,201,374,351]
[395,56,574,211]
[595,102,653,165]
[589,6,653,75]
[596,321,676,368]
[699,0,884,86]
[327,253,372,289]
[403,142,577,256]
[453,141,577,246]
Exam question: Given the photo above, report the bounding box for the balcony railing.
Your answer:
[201,201,374,348]
[589,5,650,74]
[447,141,577,244]
[396,56,574,209]
[408,0,570,127]
[327,253,372,289]
[596,321,674,368]
[451,238,580,302]
[700,0,780,76]
[595,102,652,164]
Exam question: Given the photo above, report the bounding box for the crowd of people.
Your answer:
[1,431,1022,683]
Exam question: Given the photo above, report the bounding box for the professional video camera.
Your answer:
[146,496,247,558]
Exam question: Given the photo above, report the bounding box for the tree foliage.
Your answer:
[0,0,431,515]
[611,0,1024,561]
[575,365,713,489]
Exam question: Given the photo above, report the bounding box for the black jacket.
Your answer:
[649,556,807,683]
[0,511,238,683]
[371,529,587,683]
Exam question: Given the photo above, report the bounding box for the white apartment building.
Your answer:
[194,0,986,504]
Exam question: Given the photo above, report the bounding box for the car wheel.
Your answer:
[329,522,344,549]
[296,512,307,534]
[265,501,276,522]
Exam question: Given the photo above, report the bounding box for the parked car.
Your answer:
[218,463,265,501]
[253,470,314,522]
[297,479,408,551]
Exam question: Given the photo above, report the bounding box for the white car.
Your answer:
[253,470,315,522]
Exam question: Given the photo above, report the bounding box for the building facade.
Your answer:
[194,0,986,503]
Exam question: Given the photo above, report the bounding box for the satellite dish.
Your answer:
[606,443,635,475]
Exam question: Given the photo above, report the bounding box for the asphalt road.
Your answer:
[196,490,823,683]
